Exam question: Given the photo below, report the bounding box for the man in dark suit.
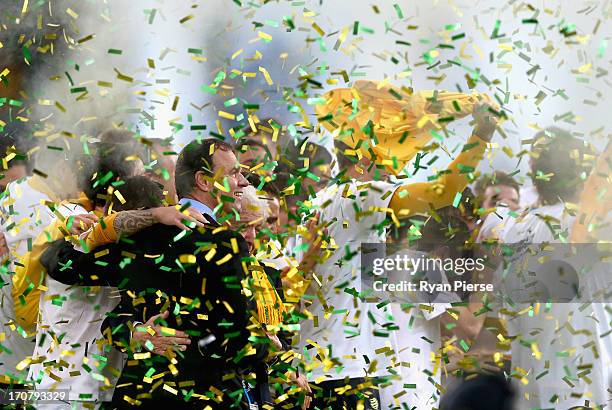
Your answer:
[42,139,264,409]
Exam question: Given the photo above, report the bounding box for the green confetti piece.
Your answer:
[459,339,470,352]
[224,97,239,107]
[107,48,123,55]
[598,40,607,58]
[452,192,462,208]
[201,85,217,94]
[491,19,502,39]
[393,4,403,19]
[70,86,87,94]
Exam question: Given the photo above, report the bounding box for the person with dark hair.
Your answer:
[80,141,146,209]
[11,142,204,408]
[0,142,85,387]
[440,374,515,410]
[107,176,165,212]
[476,172,521,243]
[42,138,269,408]
[141,137,179,204]
[529,127,593,206]
[498,128,609,409]
[297,97,498,409]
[0,132,27,191]
[237,119,281,170]
[175,138,249,219]
[0,126,30,390]
[474,171,520,212]
[383,209,488,409]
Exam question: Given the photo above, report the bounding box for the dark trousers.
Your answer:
[311,377,381,410]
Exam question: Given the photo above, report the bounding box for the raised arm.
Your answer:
[571,141,612,242]
[82,206,206,251]
[389,103,497,218]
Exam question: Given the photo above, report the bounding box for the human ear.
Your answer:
[194,170,212,192]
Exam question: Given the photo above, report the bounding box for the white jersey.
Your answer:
[0,177,55,381]
[296,179,397,381]
[28,202,124,402]
[501,203,611,410]
[380,248,458,409]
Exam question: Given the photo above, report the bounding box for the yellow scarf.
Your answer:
[315,80,483,174]
[246,260,286,327]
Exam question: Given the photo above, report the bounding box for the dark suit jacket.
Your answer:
[42,220,266,408]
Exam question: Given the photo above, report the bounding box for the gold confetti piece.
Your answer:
[77,34,95,44]
[258,31,272,41]
[66,7,78,19]
[218,111,235,120]
[312,22,325,36]
[179,15,194,24]
[216,253,232,265]
[231,49,244,60]
[230,238,239,253]
[258,66,273,85]
[179,254,196,264]
[94,249,110,258]
[213,181,229,193]
[204,248,216,262]
[114,190,126,205]
[222,301,234,314]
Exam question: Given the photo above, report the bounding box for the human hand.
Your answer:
[266,332,283,351]
[300,212,327,273]
[472,102,498,142]
[67,214,98,235]
[289,371,312,410]
[151,206,206,230]
[0,233,9,260]
[132,311,191,355]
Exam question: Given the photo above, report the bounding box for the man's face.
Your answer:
[211,148,249,214]
[483,185,520,210]
[0,164,26,190]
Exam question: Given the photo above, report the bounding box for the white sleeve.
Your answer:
[1,187,54,258]
[357,180,398,211]
[420,271,461,320]
[420,303,453,321]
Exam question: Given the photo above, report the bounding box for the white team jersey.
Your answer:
[0,177,54,381]
[28,202,124,402]
[296,179,398,381]
[501,203,611,410]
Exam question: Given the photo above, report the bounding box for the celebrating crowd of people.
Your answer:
[0,82,610,410]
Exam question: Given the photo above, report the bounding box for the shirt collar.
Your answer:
[178,197,217,223]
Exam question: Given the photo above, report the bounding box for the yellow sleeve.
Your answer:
[83,213,118,251]
[389,134,487,217]
[12,221,64,330]
[571,143,612,242]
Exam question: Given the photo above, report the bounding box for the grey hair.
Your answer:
[241,185,269,220]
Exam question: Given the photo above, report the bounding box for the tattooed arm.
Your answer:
[112,206,206,238]
[113,209,156,237]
